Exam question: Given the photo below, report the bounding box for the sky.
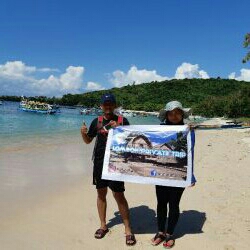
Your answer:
[113,127,178,146]
[0,0,249,97]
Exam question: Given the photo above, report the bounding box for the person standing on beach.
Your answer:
[151,101,196,249]
[80,93,136,246]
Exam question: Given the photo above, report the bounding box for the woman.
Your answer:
[151,101,196,248]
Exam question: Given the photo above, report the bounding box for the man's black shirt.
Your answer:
[87,115,129,162]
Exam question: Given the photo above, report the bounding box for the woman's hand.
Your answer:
[188,183,196,187]
[188,123,197,130]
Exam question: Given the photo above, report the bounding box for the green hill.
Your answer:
[60,78,250,118]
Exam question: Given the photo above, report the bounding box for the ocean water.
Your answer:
[0,101,159,148]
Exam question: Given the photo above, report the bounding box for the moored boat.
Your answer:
[114,107,136,117]
[80,107,102,116]
[19,99,58,114]
[221,124,242,128]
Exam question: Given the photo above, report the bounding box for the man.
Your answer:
[80,93,136,246]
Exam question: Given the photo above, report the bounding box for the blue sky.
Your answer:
[0,0,249,96]
[112,127,178,146]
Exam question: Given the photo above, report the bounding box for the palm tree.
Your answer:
[242,33,250,63]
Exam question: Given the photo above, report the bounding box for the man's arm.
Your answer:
[80,118,98,144]
[80,124,93,144]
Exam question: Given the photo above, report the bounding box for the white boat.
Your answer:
[80,108,91,115]
[80,108,102,115]
[122,111,134,117]
[0,100,3,105]
[19,100,26,108]
[115,107,135,117]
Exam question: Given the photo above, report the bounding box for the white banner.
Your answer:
[102,125,194,187]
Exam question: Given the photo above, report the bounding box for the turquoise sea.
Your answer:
[0,101,159,148]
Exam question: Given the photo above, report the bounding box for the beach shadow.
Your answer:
[107,205,156,234]
[174,210,206,239]
[107,206,206,237]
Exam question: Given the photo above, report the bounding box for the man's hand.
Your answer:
[109,120,119,128]
[81,123,88,135]
[80,122,92,144]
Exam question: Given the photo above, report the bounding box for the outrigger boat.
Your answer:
[19,99,58,114]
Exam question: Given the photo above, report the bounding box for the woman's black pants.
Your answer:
[156,185,185,235]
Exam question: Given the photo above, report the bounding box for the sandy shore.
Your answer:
[0,129,250,249]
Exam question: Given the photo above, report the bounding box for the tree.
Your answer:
[242,33,250,63]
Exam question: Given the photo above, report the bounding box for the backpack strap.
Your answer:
[92,116,104,162]
[97,115,109,135]
[97,116,103,129]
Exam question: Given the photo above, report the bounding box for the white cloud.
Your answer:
[109,66,168,87]
[37,67,60,72]
[0,61,36,77]
[228,69,250,82]
[0,61,59,76]
[86,81,104,91]
[109,63,211,87]
[2,60,248,97]
[228,72,236,79]
[59,66,84,91]
[174,62,209,79]
[0,61,85,96]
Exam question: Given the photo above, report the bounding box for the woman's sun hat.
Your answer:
[158,100,189,122]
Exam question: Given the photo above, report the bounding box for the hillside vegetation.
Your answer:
[1,78,250,118]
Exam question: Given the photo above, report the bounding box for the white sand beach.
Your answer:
[0,129,250,250]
